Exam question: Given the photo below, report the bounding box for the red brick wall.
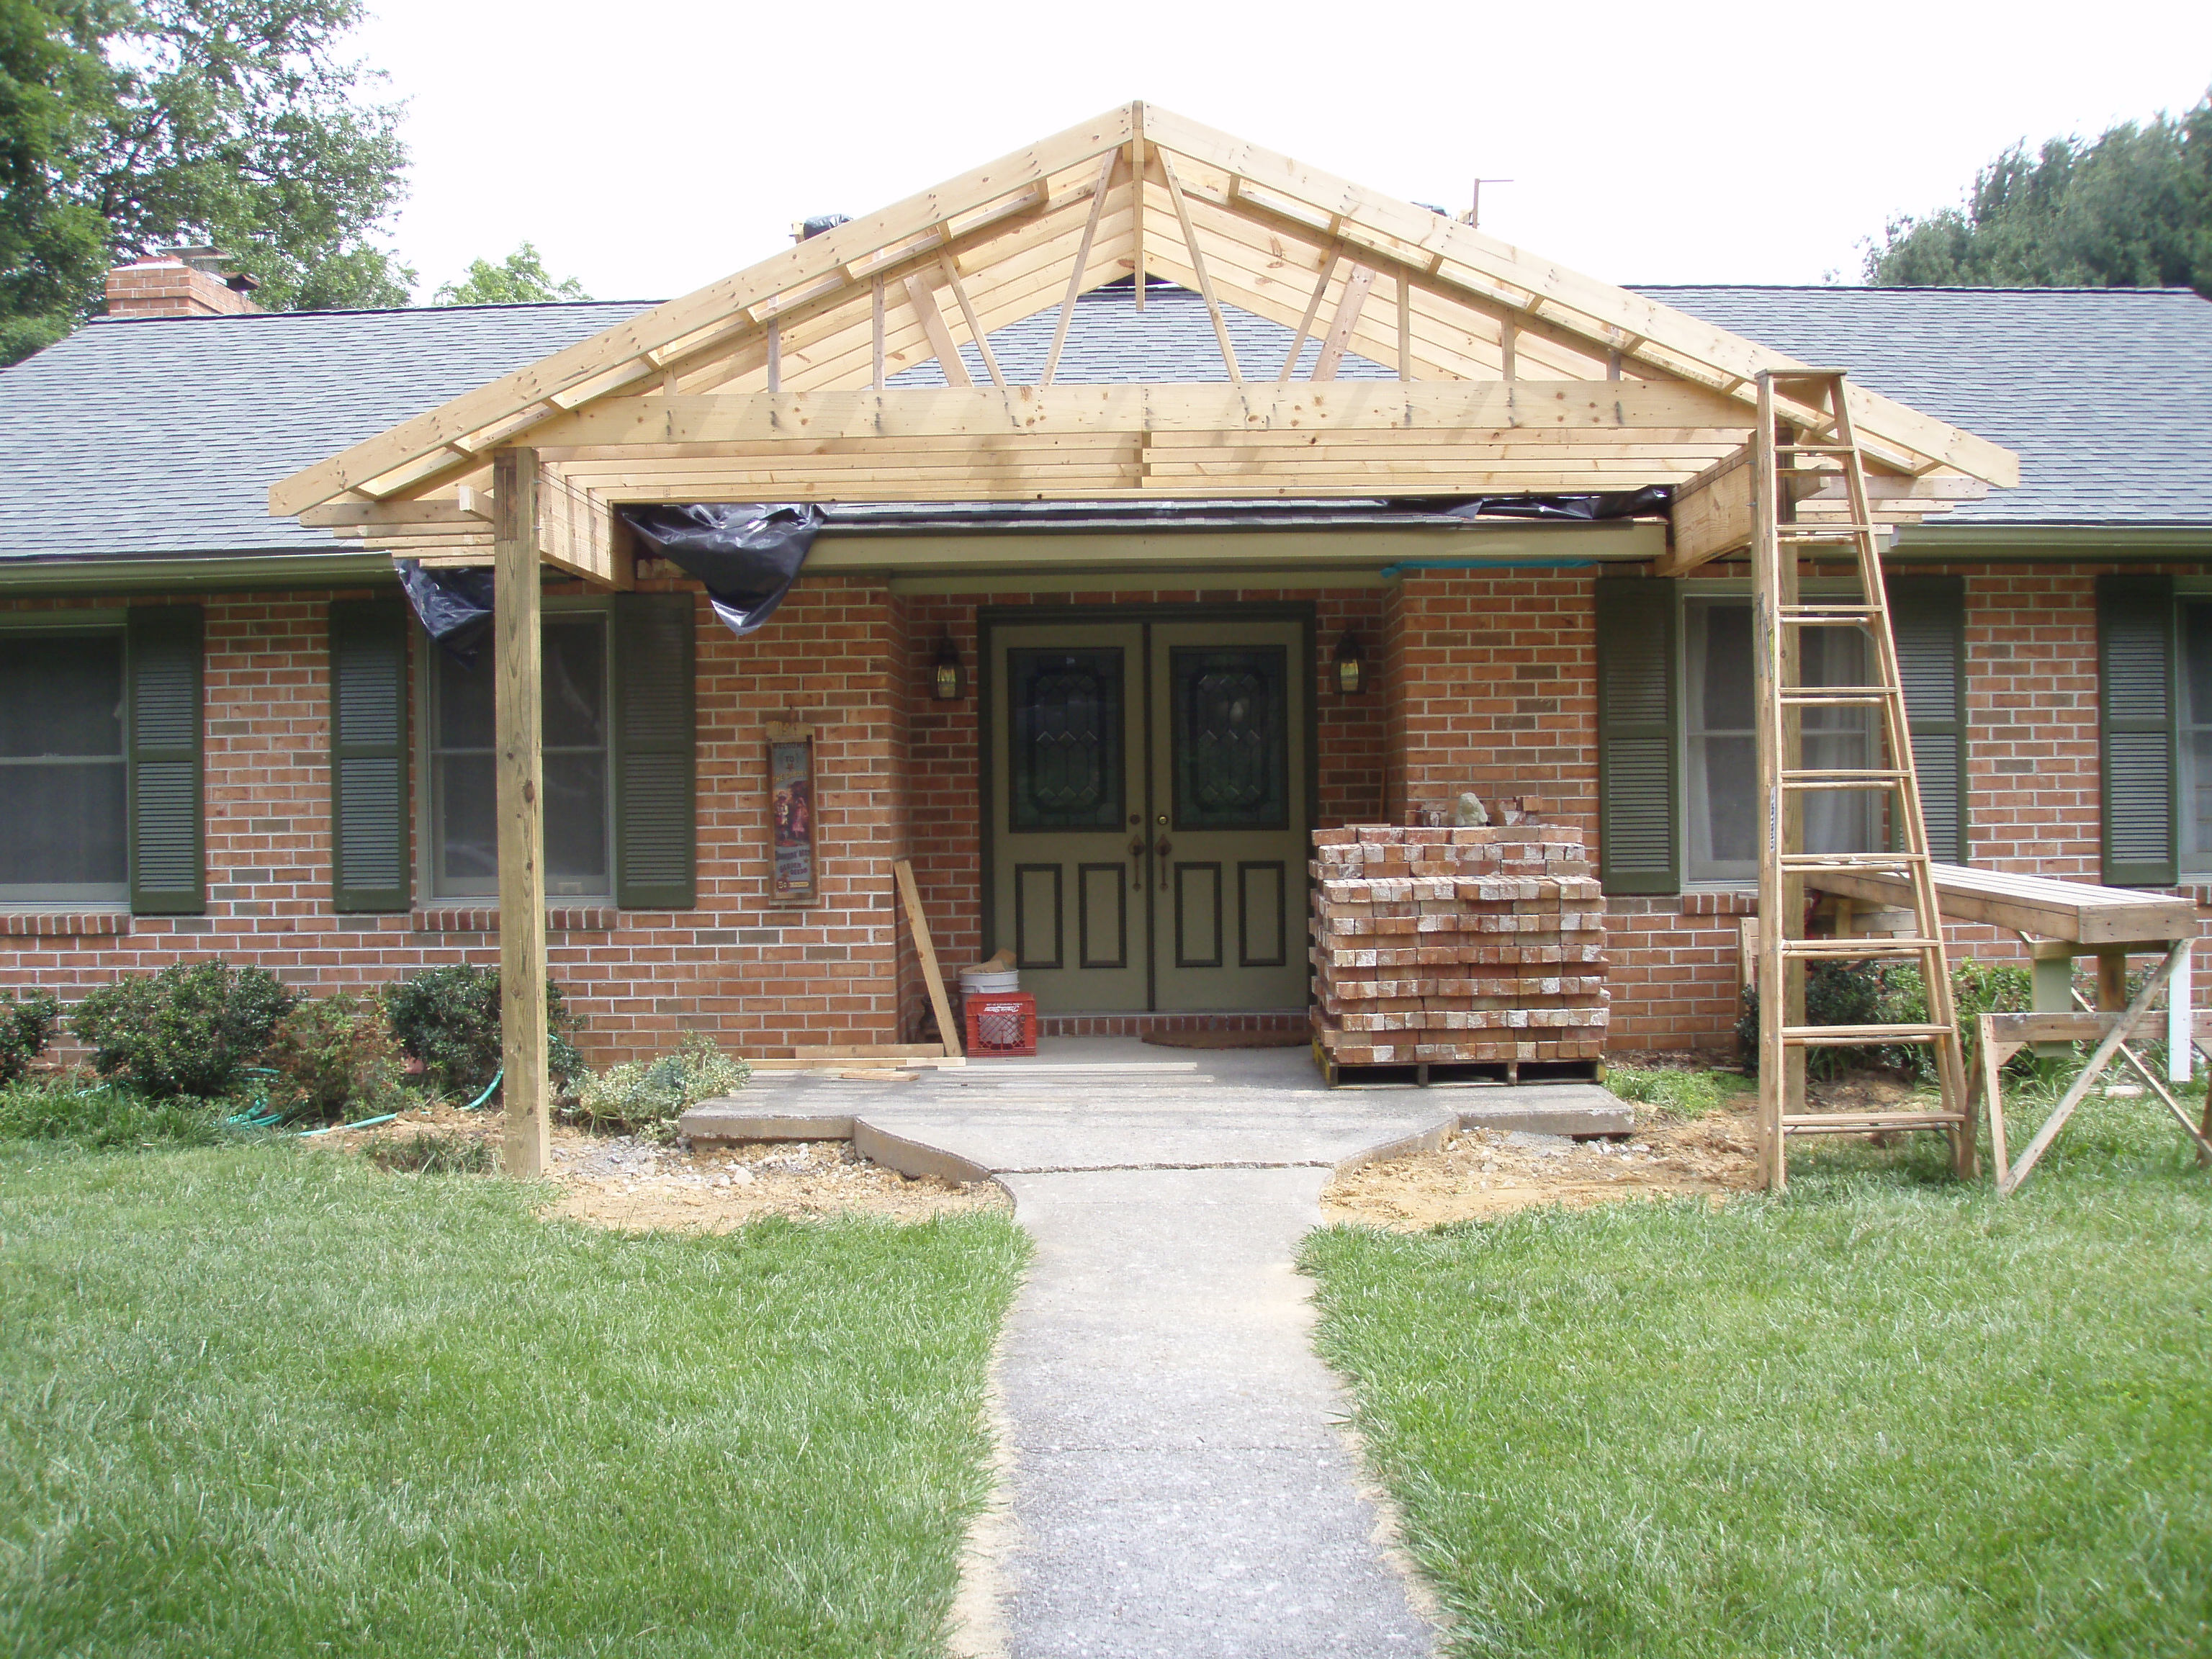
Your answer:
[6,561,2204,1066]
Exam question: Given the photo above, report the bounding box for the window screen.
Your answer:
[430,617,611,896]
[0,631,128,901]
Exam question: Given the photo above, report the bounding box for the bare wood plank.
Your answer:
[1040,150,1120,388]
[1131,102,1146,310]
[902,274,974,388]
[1807,863,2198,945]
[1157,148,1241,384]
[494,448,550,1179]
[895,856,961,1056]
[1658,445,1755,575]
[871,275,885,388]
[938,253,1007,388]
[1278,248,1341,382]
[1395,271,1412,382]
[1311,266,1377,381]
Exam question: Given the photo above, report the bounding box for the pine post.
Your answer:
[495,446,551,1178]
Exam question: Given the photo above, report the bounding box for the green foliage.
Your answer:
[382,964,585,1099]
[1866,90,2212,294]
[0,1146,1028,1654]
[261,990,402,1122]
[1,0,413,365]
[0,987,60,1084]
[432,240,589,306]
[68,960,295,1099]
[363,1129,492,1174]
[0,1073,224,1148]
[1737,955,2033,1080]
[1605,1064,1750,1120]
[567,1031,749,1141]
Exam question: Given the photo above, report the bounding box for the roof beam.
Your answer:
[1311,266,1375,381]
[902,274,974,387]
[1041,150,1120,388]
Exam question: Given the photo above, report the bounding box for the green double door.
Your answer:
[987,616,1309,1014]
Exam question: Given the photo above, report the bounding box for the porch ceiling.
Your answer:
[272,102,2019,587]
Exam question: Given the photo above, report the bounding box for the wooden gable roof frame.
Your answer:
[272,105,2019,1177]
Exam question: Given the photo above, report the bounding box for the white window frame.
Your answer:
[413,595,616,902]
[0,611,131,908]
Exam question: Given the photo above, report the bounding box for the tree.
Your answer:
[1863,91,2212,294]
[0,0,411,365]
[432,241,589,306]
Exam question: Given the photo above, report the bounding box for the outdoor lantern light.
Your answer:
[932,634,964,701]
[1334,630,1366,696]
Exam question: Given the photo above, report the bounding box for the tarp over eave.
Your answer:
[269,102,2018,521]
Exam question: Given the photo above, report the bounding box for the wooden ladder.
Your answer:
[1752,369,1972,1189]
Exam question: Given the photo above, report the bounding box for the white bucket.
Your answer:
[960,968,1020,995]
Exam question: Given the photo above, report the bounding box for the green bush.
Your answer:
[384,965,585,1099]
[364,1130,493,1174]
[67,962,296,1100]
[262,992,405,1123]
[0,1074,225,1151]
[1738,955,2035,1080]
[0,988,59,1084]
[567,1032,749,1142]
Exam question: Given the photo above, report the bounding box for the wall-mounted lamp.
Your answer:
[1334,630,1367,696]
[932,634,964,701]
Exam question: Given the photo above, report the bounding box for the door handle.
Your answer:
[1129,837,1146,889]
[1156,837,1172,890]
[1156,837,1172,858]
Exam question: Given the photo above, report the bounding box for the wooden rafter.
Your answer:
[272,101,2019,527]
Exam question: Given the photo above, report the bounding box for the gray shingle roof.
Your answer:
[1,281,2206,565]
[0,302,653,560]
[1635,285,2212,527]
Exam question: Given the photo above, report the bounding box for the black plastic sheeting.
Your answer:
[1431,485,1672,523]
[617,503,824,637]
[395,559,495,665]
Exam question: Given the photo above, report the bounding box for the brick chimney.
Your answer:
[104,246,263,320]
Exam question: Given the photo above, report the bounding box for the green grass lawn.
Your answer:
[0,1139,1027,1658]
[1303,1094,2212,1657]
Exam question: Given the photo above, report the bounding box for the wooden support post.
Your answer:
[2031,939,2075,1059]
[938,253,1007,389]
[1396,272,1413,382]
[1159,148,1241,385]
[1311,266,1375,381]
[902,274,973,388]
[493,447,550,1179]
[1130,102,1147,310]
[2098,948,2128,1013]
[1278,248,1341,383]
[871,276,885,390]
[1754,383,1788,1192]
[2170,936,2193,1084]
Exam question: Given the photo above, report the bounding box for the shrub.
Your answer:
[68,962,296,1099]
[384,966,585,1099]
[364,1131,493,1174]
[1738,956,2036,1081]
[567,1032,750,1142]
[0,1074,224,1151]
[262,993,405,1123]
[0,988,59,1084]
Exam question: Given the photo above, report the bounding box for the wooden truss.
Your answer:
[275,102,2019,577]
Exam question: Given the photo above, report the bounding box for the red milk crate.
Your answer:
[962,992,1038,1056]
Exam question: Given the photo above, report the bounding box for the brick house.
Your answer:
[4,108,2209,1072]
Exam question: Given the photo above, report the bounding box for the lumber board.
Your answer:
[902,274,974,388]
[1806,863,2198,945]
[494,449,550,1178]
[894,856,961,1056]
[1659,446,1755,574]
[1311,266,1376,380]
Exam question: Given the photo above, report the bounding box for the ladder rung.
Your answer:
[1781,770,1908,789]
[1777,444,1857,455]
[1782,1111,1966,1135]
[1779,1024,1952,1043]
[1778,686,1899,706]
[1779,524,1877,541]
[1779,605,1880,625]
[1778,852,1926,871]
[1779,938,1946,956]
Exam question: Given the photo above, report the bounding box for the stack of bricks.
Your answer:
[1310,824,1609,1068]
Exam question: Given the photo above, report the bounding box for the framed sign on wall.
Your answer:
[765,721,817,904]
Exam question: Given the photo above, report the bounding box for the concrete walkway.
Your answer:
[683,1041,1626,1656]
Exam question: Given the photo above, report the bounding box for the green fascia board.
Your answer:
[1892,524,2212,559]
[0,552,398,595]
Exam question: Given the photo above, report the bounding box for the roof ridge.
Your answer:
[1630,282,2207,297]
[85,297,665,326]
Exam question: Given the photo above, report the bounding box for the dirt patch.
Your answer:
[300,1100,1012,1229]
[1323,1107,1762,1229]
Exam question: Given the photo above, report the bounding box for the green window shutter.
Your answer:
[1889,575,1967,864]
[328,600,411,912]
[611,593,696,909]
[127,605,204,914]
[1595,577,1680,895]
[2098,573,2177,887]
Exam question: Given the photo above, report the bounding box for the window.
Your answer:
[0,629,129,902]
[428,615,611,897]
[1683,599,1873,884]
[1596,577,1963,895]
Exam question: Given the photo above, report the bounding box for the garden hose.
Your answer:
[297,1113,399,1138]
[460,1067,503,1110]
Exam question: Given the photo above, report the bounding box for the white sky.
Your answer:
[352,0,2212,305]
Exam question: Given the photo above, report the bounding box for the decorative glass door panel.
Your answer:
[988,615,1309,1016]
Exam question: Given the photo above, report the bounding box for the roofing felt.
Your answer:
[1,282,2206,564]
